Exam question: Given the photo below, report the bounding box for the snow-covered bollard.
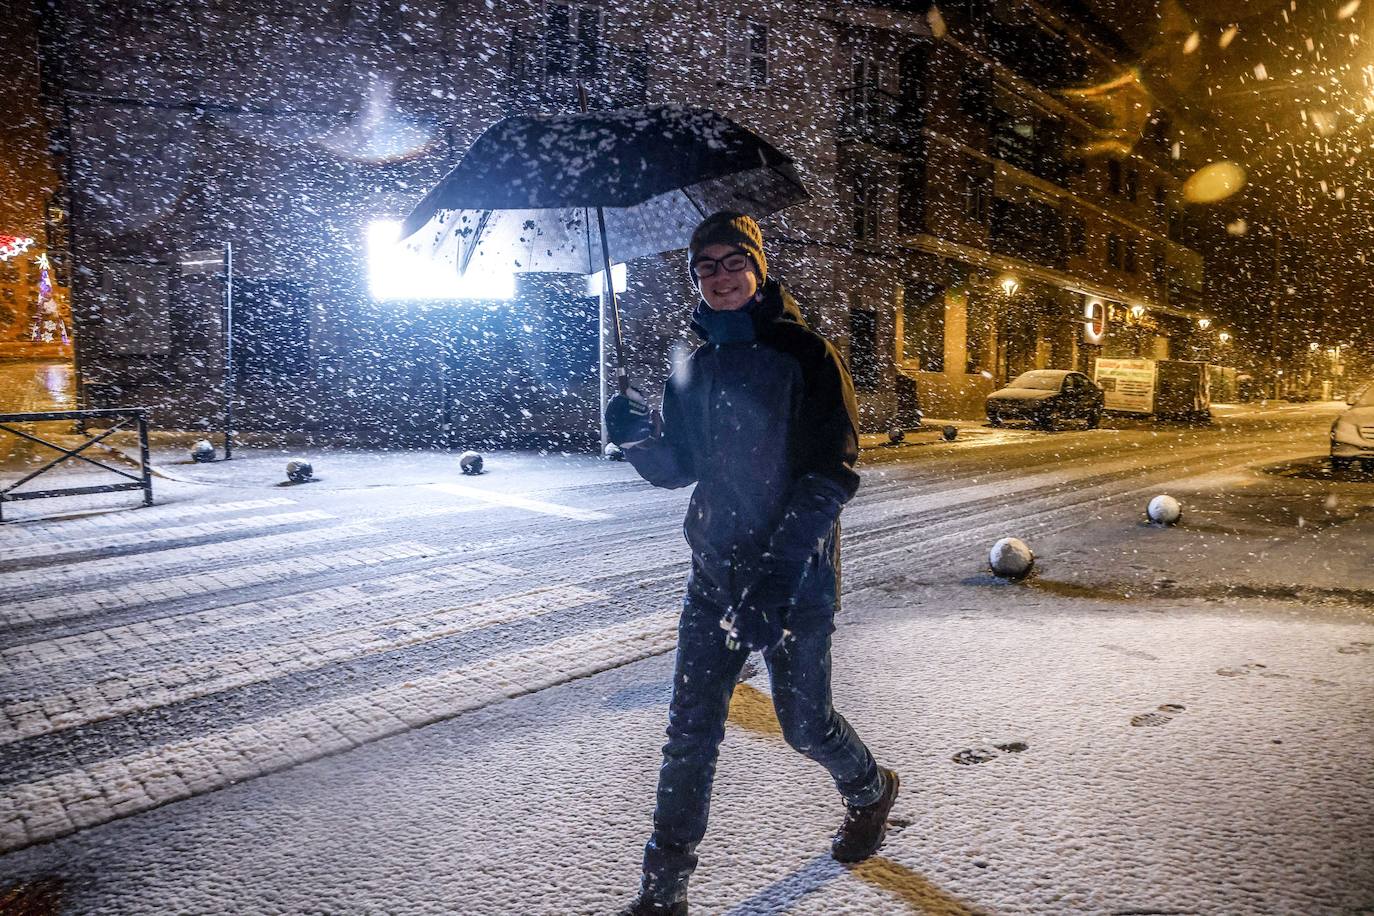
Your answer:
[989,537,1034,580]
[286,459,313,483]
[887,428,906,445]
[459,450,484,475]
[191,439,216,463]
[603,443,625,461]
[942,425,958,441]
[1147,495,1182,526]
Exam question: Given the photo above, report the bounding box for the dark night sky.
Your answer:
[1073,0,1371,342]
[1081,0,1371,231]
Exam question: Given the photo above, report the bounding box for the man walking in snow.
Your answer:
[606,211,899,915]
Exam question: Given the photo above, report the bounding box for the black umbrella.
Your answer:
[399,102,809,396]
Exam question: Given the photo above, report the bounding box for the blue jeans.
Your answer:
[640,596,882,903]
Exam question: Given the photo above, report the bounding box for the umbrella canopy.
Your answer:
[398,105,808,276]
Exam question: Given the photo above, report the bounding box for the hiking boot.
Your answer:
[618,896,687,916]
[831,767,900,863]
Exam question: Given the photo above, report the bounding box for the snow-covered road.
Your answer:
[1,403,1370,914]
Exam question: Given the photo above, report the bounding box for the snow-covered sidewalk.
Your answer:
[1,578,1370,915]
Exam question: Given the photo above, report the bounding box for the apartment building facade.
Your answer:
[42,0,1212,445]
[829,0,1212,420]
[0,4,72,360]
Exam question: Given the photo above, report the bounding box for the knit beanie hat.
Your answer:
[687,211,767,285]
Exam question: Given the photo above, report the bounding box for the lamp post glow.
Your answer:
[367,220,514,300]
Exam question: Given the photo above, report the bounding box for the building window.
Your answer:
[1125,238,1138,273]
[1125,166,1139,201]
[508,31,532,83]
[236,279,311,378]
[958,67,991,122]
[735,20,768,86]
[101,262,172,356]
[1153,183,1166,219]
[898,164,924,233]
[852,55,878,100]
[1106,234,1123,268]
[849,305,880,392]
[962,172,988,222]
[902,281,945,372]
[853,173,879,240]
[376,0,403,42]
[1067,216,1086,256]
[1107,159,1122,195]
[545,3,600,79]
[1152,250,1166,284]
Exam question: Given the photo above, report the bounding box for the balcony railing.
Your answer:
[837,86,922,153]
[989,198,1067,269]
[989,114,1068,186]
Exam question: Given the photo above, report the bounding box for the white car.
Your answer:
[1330,382,1374,469]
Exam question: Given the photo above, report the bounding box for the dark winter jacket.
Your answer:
[623,277,861,612]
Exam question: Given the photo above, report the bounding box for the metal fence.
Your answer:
[0,408,152,521]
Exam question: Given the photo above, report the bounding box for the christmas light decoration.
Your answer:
[29,253,69,344]
[0,236,35,261]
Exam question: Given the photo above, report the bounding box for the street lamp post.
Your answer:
[223,241,235,460]
[997,275,1019,383]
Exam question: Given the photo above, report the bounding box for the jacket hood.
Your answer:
[689,277,806,342]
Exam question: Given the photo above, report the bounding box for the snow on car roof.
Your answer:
[1008,370,1071,389]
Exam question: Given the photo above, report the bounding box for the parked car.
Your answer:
[987,369,1105,430]
[1330,381,1374,469]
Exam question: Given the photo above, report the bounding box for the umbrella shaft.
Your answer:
[594,203,628,394]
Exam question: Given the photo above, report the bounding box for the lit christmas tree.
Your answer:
[29,253,68,344]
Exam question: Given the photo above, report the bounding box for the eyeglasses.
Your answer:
[691,250,753,279]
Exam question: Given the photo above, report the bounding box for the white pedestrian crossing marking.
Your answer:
[1,559,522,674]
[0,510,335,563]
[2,538,440,626]
[0,583,601,745]
[0,497,298,542]
[0,610,678,854]
[0,521,376,600]
[425,482,612,521]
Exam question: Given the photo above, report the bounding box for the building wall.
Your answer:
[46,0,1215,444]
[0,3,72,359]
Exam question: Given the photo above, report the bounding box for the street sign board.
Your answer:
[180,250,225,275]
[1094,357,1156,413]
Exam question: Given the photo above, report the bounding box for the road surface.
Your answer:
[0,401,1370,914]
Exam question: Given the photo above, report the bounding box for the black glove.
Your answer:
[605,386,654,445]
[720,589,788,653]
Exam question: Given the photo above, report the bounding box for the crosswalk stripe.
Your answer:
[425,482,613,521]
[1,559,523,675]
[0,497,298,541]
[1,538,441,627]
[0,609,678,854]
[0,522,377,600]
[0,510,336,564]
[0,583,602,745]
